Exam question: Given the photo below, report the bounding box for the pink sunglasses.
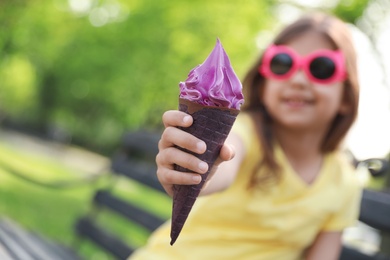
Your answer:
[259,45,347,84]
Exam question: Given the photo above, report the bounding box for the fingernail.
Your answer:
[183,115,191,124]
[192,175,201,183]
[196,142,206,153]
[198,162,208,172]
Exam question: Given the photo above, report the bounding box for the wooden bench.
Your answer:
[0,130,170,260]
[0,216,82,260]
[340,158,390,260]
[73,130,170,259]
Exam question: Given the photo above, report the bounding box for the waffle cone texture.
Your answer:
[170,98,239,245]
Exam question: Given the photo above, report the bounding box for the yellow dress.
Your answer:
[130,113,362,260]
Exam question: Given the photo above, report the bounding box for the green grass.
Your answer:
[0,140,171,259]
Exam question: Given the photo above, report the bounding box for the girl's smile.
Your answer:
[281,93,314,109]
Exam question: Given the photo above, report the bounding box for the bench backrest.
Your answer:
[340,158,390,260]
[358,158,390,233]
[74,130,170,259]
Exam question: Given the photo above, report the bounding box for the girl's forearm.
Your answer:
[305,231,342,260]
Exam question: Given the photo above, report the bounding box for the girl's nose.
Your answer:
[289,69,310,88]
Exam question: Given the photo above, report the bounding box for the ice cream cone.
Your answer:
[170,98,239,245]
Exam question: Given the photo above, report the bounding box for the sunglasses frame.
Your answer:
[259,45,347,84]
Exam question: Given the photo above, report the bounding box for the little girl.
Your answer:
[131,12,362,260]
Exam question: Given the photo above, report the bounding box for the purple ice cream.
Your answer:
[179,38,244,109]
[170,39,244,245]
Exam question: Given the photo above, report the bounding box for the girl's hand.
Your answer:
[156,110,234,197]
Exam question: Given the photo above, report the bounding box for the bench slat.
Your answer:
[94,190,165,232]
[0,228,35,260]
[121,131,160,158]
[359,189,390,233]
[75,218,133,260]
[0,217,82,260]
[111,155,165,193]
[340,246,390,260]
[0,242,14,260]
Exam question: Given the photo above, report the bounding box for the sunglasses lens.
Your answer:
[310,57,336,80]
[270,53,293,75]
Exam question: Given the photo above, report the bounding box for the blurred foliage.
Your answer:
[0,0,378,154]
[333,0,371,24]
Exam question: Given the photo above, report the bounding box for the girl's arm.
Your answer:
[305,231,342,260]
[156,110,244,197]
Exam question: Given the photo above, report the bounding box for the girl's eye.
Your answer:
[270,53,293,75]
[309,57,336,80]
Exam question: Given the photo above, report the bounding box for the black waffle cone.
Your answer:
[170,98,239,245]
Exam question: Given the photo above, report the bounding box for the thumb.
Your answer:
[219,143,235,162]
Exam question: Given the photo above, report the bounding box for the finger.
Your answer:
[157,168,202,187]
[156,147,208,174]
[159,127,206,155]
[162,110,193,128]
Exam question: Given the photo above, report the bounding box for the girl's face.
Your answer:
[262,31,348,133]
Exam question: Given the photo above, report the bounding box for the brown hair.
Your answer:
[241,12,360,188]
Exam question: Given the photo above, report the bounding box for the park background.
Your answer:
[0,0,390,259]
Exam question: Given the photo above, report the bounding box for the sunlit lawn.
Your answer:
[0,140,171,259]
